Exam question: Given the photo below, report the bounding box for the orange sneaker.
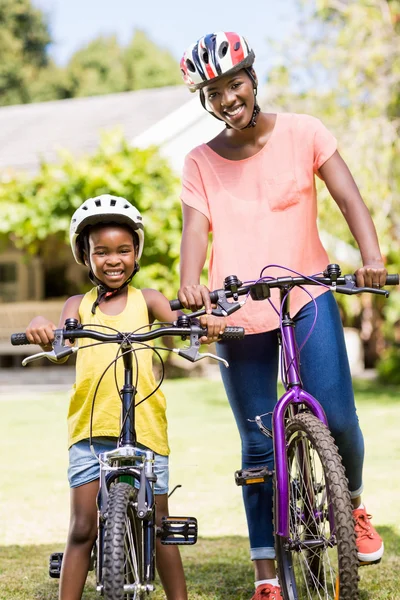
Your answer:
[353,506,384,565]
[251,584,283,599]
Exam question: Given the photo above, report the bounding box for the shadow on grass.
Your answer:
[1,529,399,600]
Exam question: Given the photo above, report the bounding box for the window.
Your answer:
[0,263,17,283]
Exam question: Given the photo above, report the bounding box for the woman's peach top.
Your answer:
[181,113,337,334]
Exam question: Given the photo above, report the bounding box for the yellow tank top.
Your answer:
[67,286,169,455]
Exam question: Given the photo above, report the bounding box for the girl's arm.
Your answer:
[25,295,83,349]
[178,203,212,312]
[142,288,225,344]
[319,151,387,287]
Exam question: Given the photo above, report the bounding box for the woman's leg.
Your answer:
[217,331,280,579]
[294,291,364,494]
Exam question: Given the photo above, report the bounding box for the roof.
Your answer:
[0,85,190,174]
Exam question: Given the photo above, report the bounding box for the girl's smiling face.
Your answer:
[86,224,137,288]
[203,69,256,130]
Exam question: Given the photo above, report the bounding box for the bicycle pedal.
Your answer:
[235,466,274,486]
[49,552,63,578]
[159,516,198,545]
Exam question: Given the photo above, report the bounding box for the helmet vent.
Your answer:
[110,199,116,206]
[234,41,241,51]
[186,59,196,72]
[95,199,101,207]
[218,42,229,58]
[202,51,209,64]
[82,206,88,210]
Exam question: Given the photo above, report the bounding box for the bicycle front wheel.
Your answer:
[275,412,359,600]
[103,482,145,600]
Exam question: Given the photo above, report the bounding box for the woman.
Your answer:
[177,32,386,599]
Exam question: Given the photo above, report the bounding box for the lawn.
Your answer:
[0,377,399,599]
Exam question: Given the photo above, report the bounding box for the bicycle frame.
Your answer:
[271,288,329,539]
[96,342,157,593]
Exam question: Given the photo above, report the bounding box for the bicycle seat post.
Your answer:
[119,343,137,447]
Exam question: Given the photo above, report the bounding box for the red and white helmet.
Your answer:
[180,32,255,92]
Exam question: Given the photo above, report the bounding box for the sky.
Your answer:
[32,0,301,83]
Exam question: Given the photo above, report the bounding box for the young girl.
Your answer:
[25,194,224,600]
[178,32,386,599]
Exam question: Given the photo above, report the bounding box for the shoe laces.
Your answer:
[354,509,375,539]
[254,585,281,599]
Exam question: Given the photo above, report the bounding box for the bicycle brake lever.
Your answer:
[172,347,229,368]
[22,346,78,367]
[335,277,389,298]
[183,300,244,319]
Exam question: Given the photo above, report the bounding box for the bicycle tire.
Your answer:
[275,412,359,600]
[103,482,145,600]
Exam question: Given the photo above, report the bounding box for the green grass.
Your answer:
[0,377,399,598]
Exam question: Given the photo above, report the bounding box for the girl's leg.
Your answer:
[59,479,98,600]
[294,291,364,494]
[155,493,187,600]
[217,332,280,579]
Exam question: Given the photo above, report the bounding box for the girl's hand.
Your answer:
[26,316,57,349]
[199,315,226,344]
[178,284,212,314]
[354,261,387,289]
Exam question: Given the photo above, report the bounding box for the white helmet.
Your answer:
[180,31,255,92]
[70,194,144,265]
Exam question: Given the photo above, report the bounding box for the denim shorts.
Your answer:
[68,437,169,494]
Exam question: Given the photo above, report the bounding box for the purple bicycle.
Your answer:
[171,263,399,600]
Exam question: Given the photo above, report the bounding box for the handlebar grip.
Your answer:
[170,298,183,311]
[170,290,223,311]
[220,327,245,340]
[11,333,31,346]
[386,274,399,285]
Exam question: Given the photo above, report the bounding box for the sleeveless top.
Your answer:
[67,286,169,455]
[180,113,337,334]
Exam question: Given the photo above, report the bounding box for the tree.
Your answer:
[0,130,182,298]
[0,0,51,105]
[64,36,128,98]
[123,30,182,90]
[0,1,182,105]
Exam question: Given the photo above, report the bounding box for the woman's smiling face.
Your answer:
[203,69,256,130]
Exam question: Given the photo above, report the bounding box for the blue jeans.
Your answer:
[216,292,364,560]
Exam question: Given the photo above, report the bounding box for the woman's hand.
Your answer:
[178,283,213,313]
[26,316,57,349]
[199,314,226,344]
[354,261,387,289]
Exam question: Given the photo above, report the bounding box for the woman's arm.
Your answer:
[142,288,225,344]
[178,203,212,312]
[319,151,387,287]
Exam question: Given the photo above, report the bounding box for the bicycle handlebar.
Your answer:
[170,269,399,311]
[11,323,245,347]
